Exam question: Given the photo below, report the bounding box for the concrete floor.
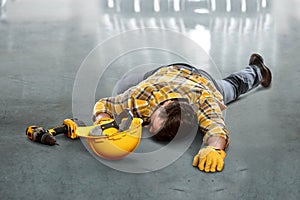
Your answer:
[1,0,300,199]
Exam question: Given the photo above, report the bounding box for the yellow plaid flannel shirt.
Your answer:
[93,65,230,147]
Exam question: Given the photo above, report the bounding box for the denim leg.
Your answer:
[215,79,236,105]
[217,65,262,104]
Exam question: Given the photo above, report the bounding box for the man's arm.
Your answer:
[198,96,229,147]
[192,95,229,172]
[92,97,114,123]
[92,89,135,124]
[93,112,113,124]
[206,136,226,150]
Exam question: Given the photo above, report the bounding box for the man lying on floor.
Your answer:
[92,53,272,173]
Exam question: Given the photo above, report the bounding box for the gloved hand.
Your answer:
[94,117,113,125]
[192,146,226,172]
[93,118,118,136]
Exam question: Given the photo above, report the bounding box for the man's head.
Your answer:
[149,99,198,141]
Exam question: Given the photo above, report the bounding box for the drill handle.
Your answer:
[50,125,68,136]
[48,119,81,139]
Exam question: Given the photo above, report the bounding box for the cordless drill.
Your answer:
[26,110,134,146]
[26,119,84,145]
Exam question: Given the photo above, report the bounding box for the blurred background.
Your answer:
[0,0,299,200]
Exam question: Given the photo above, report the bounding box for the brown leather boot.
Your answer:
[249,53,272,88]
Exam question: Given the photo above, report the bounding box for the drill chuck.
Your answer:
[26,126,58,146]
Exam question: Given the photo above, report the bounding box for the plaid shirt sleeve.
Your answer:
[92,90,134,119]
[92,84,154,122]
[197,91,230,147]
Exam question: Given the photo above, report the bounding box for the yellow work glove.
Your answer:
[93,118,118,136]
[192,146,226,173]
[94,117,113,125]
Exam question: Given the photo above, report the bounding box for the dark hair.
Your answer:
[153,100,198,141]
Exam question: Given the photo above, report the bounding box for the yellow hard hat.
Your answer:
[76,118,143,160]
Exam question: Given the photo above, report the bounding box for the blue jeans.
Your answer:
[113,64,262,105]
[216,65,262,104]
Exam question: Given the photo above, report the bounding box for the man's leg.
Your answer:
[215,79,236,105]
[216,53,272,105]
[216,65,262,105]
